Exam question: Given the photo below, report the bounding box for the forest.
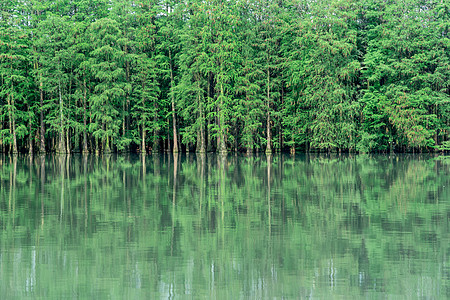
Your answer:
[0,0,449,154]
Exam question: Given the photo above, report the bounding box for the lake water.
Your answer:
[0,153,449,299]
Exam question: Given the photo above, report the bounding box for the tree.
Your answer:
[87,18,127,153]
[253,1,284,154]
[205,0,242,154]
[0,7,30,154]
[361,0,450,152]
[284,0,360,152]
[0,0,449,154]
[34,13,75,154]
[130,0,161,154]
[157,0,184,153]
[231,0,266,154]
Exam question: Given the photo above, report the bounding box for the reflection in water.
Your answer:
[0,154,449,298]
[267,154,272,237]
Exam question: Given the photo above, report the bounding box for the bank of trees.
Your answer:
[0,0,449,154]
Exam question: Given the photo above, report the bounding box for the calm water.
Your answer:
[0,153,449,299]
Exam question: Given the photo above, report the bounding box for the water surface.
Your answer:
[0,153,449,299]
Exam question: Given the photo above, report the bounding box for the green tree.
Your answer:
[130,1,161,154]
[87,18,127,153]
[206,0,241,154]
[361,0,450,152]
[0,9,29,154]
[253,0,284,154]
[176,0,216,153]
[284,0,360,152]
[71,21,91,154]
[157,0,183,153]
[232,0,265,154]
[34,14,74,154]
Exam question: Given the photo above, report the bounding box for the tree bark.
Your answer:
[57,79,66,154]
[196,76,206,153]
[141,123,146,155]
[266,67,272,154]
[8,92,18,155]
[105,134,111,153]
[0,123,3,153]
[218,81,227,154]
[198,109,206,153]
[124,41,130,152]
[28,108,33,155]
[207,72,214,152]
[82,78,88,154]
[39,76,45,154]
[66,127,70,154]
[169,48,178,153]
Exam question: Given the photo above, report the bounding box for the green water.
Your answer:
[0,154,449,299]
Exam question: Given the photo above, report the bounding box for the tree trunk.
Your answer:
[171,99,178,153]
[197,123,206,153]
[218,82,227,154]
[82,79,88,154]
[152,97,159,152]
[207,72,214,152]
[95,136,99,155]
[245,90,253,155]
[58,79,66,154]
[103,121,111,154]
[266,68,272,154]
[247,127,253,155]
[153,129,159,153]
[39,79,45,153]
[123,42,130,152]
[141,123,146,155]
[217,59,227,154]
[234,125,238,152]
[66,127,70,154]
[28,109,33,155]
[197,79,205,153]
[169,49,178,153]
[8,92,18,155]
[0,123,3,153]
[105,134,111,153]
[197,112,205,153]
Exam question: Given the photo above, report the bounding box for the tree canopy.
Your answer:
[0,0,449,154]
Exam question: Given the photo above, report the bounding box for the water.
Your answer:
[0,153,449,299]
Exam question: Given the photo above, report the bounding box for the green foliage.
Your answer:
[360,0,450,152]
[356,131,378,153]
[1,0,450,153]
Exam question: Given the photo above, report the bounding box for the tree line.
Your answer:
[1,0,449,154]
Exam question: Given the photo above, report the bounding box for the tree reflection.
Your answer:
[0,154,448,298]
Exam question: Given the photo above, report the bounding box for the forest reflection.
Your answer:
[0,153,449,298]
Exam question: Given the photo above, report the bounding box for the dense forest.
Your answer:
[0,0,449,154]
